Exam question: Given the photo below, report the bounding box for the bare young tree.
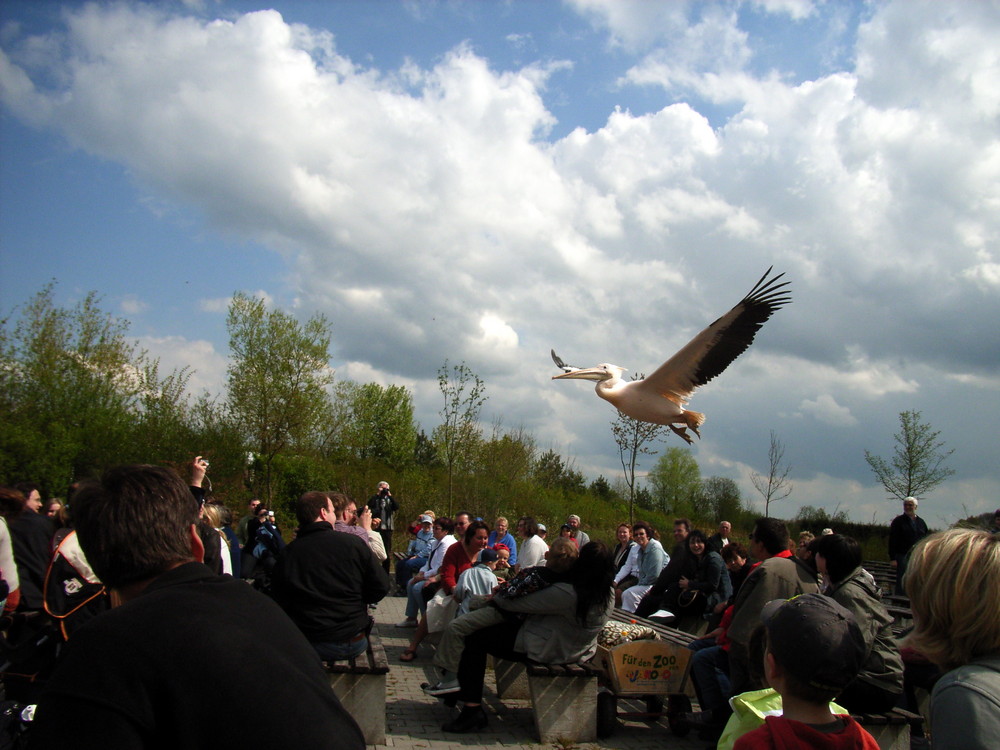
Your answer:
[750,430,792,516]
[864,409,955,501]
[610,374,665,525]
[432,360,487,514]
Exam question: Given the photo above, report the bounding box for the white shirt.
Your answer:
[421,535,456,578]
[614,543,642,586]
[517,535,548,570]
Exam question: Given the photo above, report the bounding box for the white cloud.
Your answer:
[797,394,858,427]
[2,1,998,522]
[139,335,229,397]
[120,294,148,315]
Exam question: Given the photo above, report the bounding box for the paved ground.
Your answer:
[372,593,710,750]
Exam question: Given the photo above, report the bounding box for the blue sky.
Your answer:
[2,0,998,527]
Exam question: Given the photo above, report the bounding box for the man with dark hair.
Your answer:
[727,517,820,696]
[634,518,697,617]
[453,511,472,539]
[28,465,365,750]
[273,491,389,661]
[10,481,54,610]
[237,497,262,547]
[329,492,386,561]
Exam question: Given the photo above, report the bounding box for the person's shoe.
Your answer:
[423,678,460,696]
[394,618,418,628]
[681,710,714,728]
[441,706,488,733]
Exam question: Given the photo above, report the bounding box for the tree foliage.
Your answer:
[0,283,191,492]
[334,381,417,469]
[864,410,955,501]
[648,446,702,516]
[700,476,743,521]
[225,292,334,501]
[749,430,792,516]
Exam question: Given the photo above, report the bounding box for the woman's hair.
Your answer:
[798,530,815,544]
[0,487,25,522]
[464,520,489,544]
[434,517,455,534]
[721,541,748,562]
[904,529,1000,671]
[687,529,708,550]
[546,536,580,573]
[201,503,222,528]
[812,533,862,584]
[632,521,654,538]
[570,541,614,624]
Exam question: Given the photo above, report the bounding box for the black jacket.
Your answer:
[272,522,389,643]
[29,562,364,749]
[888,513,928,559]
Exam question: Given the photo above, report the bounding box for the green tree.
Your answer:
[864,410,955,501]
[648,447,702,516]
[534,449,585,493]
[432,360,487,514]
[336,381,417,469]
[611,375,665,524]
[590,474,615,501]
[701,476,743,521]
[750,430,792,516]
[225,292,334,502]
[0,283,190,491]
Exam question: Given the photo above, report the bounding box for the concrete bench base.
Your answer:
[494,660,599,743]
[325,632,390,745]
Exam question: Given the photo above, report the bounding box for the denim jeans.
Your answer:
[405,578,431,619]
[689,644,731,714]
[313,635,368,662]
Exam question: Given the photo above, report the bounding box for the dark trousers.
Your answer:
[377,529,392,573]
[456,622,527,704]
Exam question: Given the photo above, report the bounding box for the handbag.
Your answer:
[677,588,702,610]
[425,589,458,633]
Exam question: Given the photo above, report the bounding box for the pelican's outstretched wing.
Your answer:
[641,267,791,404]
[550,349,581,374]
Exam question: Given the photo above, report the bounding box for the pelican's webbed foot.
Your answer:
[669,425,694,444]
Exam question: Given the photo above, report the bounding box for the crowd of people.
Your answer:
[0,464,997,749]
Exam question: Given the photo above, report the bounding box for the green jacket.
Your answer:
[828,566,903,695]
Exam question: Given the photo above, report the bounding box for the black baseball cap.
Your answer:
[760,593,866,694]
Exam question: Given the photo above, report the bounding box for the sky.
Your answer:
[2,0,998,529]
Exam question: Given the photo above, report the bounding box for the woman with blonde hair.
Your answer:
[904,529,1000,749]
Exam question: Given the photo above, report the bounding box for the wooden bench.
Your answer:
[324,631,389,744]
[493,658,602,742]
[854,707,924,750]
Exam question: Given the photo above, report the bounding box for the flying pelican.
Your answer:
[551,267,791,444]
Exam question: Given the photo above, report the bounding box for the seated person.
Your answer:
[425,537,579,694]
[453,548,499,617]
[620,522,667,613]
[813,533,903,713]
[731,594,880,750]
[436,541,614,733]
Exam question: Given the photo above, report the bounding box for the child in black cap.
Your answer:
[733,593,880,750]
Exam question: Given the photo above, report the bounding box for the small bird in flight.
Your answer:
[551,267,791,443]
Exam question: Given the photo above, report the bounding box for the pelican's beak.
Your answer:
[552,367,608,382]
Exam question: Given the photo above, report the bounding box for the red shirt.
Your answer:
[734,715,880,750]
[439,541,477,594]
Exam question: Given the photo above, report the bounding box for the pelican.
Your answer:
[551,267,791,444]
